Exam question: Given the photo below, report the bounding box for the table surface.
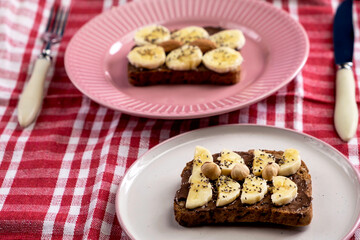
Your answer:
[0,0,359,239]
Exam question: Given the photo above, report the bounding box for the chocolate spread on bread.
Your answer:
[174,150,313,227]
[128,27,242,86]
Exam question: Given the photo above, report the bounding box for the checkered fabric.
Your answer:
[0,0,359,239]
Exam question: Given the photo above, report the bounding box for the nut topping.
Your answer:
[230,163,250,181]
[201,162,221,180]
[158,39,183,52]
[262,162,280,181]
[189,38,217,53]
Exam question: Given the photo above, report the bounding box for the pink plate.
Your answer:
[65,0,309,119]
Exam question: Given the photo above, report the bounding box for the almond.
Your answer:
[158,39,183,52]
[189,38,217,53]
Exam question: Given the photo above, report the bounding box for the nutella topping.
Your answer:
[175,151,311,212]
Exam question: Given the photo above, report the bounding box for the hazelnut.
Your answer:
[189,38,217,53]
[201,162,221,180]
[158,39,183,52]
[230,163,250,181]
[262,162,280,181]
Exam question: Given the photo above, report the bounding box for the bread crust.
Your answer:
[174,150,313,227]
[128,63,241,86]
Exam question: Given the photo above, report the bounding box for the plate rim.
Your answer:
[64,0,309,119]
[115,124,360,240]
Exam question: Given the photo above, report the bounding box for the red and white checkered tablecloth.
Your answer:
[0,0,360,239]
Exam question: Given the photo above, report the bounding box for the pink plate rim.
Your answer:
[65,0,309,119]
[115,124,360,240]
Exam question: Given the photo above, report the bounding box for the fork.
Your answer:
[17,6,69,127]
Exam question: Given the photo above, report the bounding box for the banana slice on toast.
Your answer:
[240,174,268,204]
[127,45,166,69]
[252,150,276,176]
[166,45,202,71]
[134,25,170,46]
[218,149,245,175]
[171,26,209,43]
[216,175,241,207]
[278,149,302,176]
[186,146,213,209]
[271,176,298,206]
[202,47,243,73]
[209,29,245,49]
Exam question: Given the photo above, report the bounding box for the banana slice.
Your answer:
[134,25,170,46]
[166,45,202,71]
[216,175,241,207]
[189,145,213,182]
[186,146,213,209]
[278,149,301,176]
[171,26,209,43]
[218,149,245,175]
[127,45,166,69]
[209,29,246,49]
[241,175,268,204]
[194,145,213,165]
[271,176,298,206]
[252,150,276,176]
[186,178,212,209]
[202,47,243,73]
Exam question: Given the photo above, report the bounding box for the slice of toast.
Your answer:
[128,64,241,86]
[174,150,313,227]
[128,27,241,86]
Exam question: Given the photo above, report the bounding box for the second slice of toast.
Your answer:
[128,27,242,86]
[128,63,241,86]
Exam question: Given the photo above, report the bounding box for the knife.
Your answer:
[333,0,358,142]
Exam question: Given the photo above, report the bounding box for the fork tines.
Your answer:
[46,5,69,37]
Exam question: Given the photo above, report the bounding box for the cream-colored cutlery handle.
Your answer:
[18,58,51,127]
[334,68,359,141]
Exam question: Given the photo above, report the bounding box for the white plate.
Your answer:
[116,125,360,240]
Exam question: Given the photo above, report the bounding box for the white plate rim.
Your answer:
[115,124,360,240]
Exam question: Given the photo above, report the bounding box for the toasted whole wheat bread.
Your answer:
[174,150,313,227]
[128,27,241,86]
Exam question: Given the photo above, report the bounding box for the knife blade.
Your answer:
[333,0,358,141]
